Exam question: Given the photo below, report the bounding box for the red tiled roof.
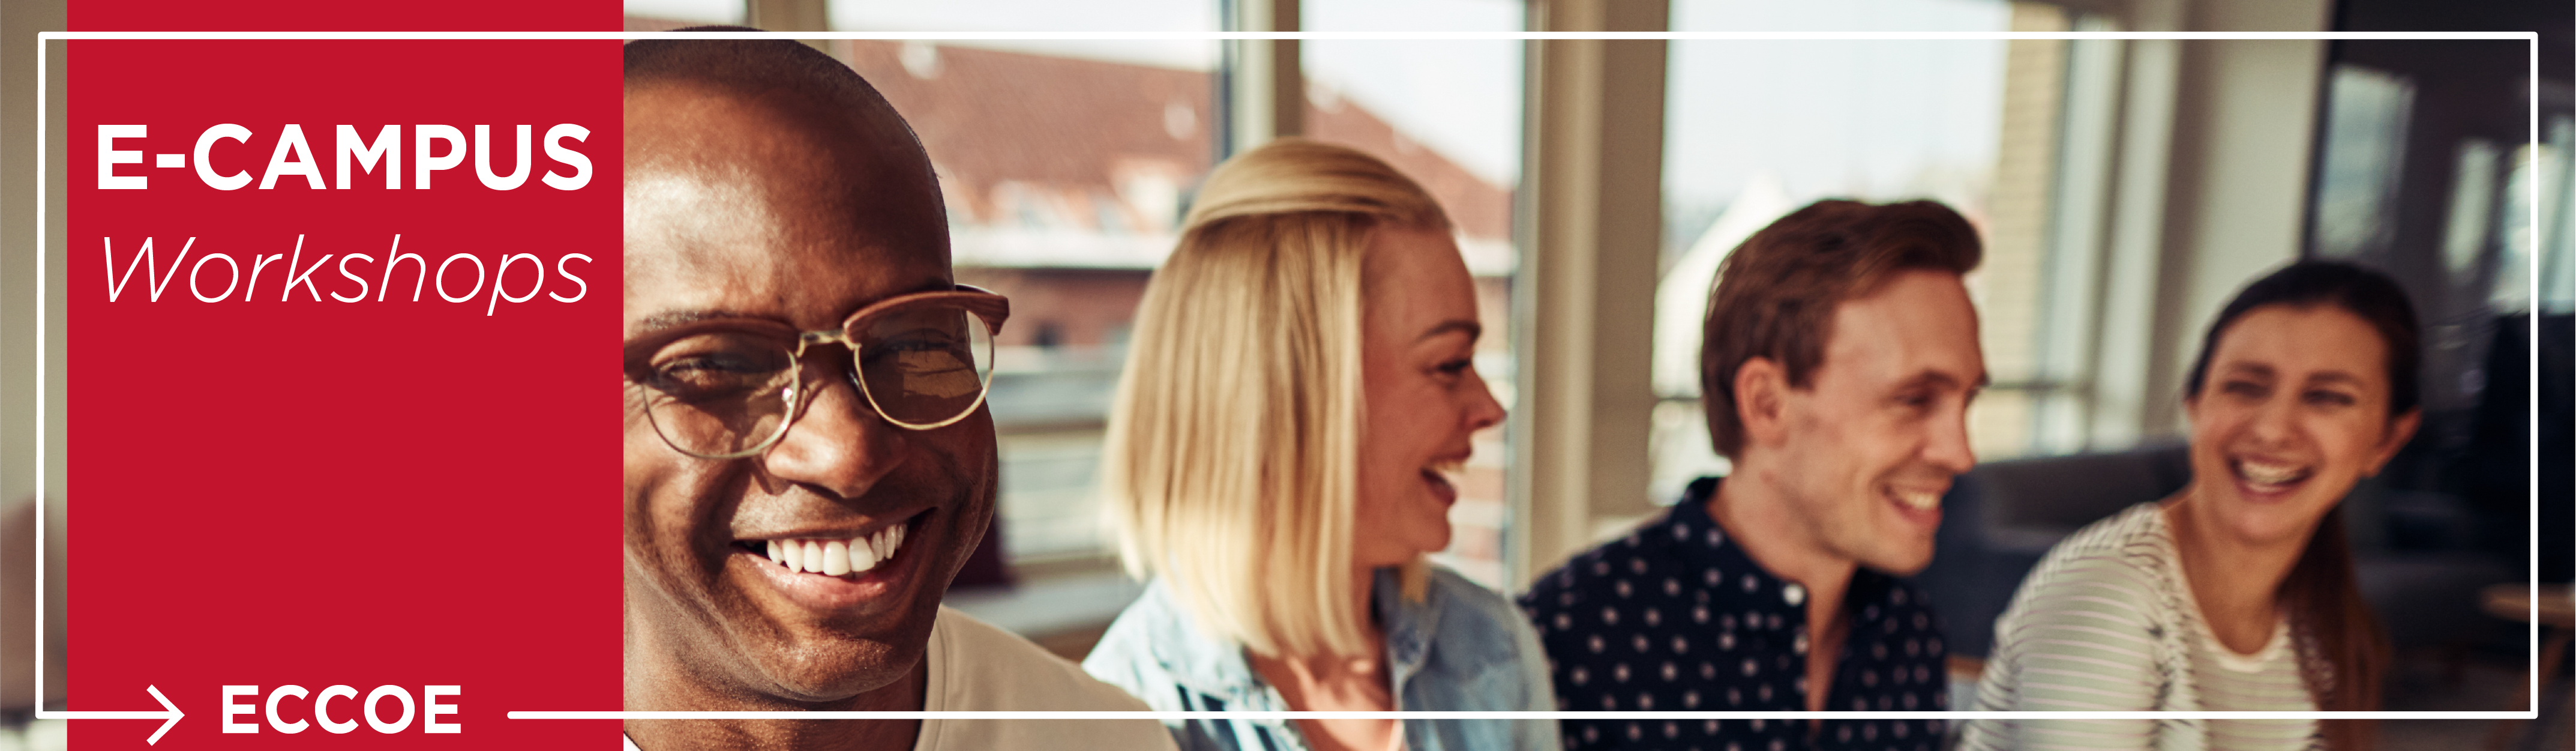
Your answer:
[624,16,715,32]
[622,23,1512,241]
[1306,86,1513,241]
[839,40,1212,234]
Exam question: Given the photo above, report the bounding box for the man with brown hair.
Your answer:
[1520,201,1987,751]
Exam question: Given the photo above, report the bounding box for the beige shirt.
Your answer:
[626,607,1177,751]
[913,606,1177,751]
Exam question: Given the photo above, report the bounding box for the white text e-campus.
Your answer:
[97,124,593,192]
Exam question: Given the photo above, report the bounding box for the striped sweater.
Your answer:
[1960,502,2321,751]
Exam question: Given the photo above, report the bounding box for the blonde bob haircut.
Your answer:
[1103,138,1452,659]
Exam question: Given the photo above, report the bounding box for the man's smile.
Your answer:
[1879,479,1948,532]
[730,508,937,611]
[760,523,908,576]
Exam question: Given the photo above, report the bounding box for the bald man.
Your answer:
[620,37,1177,751]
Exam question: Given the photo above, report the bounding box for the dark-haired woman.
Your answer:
[1963,261,2420,751]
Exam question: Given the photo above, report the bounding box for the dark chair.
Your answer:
[1913,442,2188,659]
[1915,441,2520,659]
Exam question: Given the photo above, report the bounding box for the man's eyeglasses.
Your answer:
[623,286,1009,459]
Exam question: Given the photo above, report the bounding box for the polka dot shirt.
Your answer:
[1518,477,1948,751]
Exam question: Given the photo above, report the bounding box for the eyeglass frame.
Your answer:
[622,284,1011,459]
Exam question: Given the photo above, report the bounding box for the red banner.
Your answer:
[64,3,620,746]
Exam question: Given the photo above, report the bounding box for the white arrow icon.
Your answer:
[35,684,185,744]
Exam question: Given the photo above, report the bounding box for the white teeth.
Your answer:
[1896,491,1941,511]
[850,538,880,573]
[766,523,912,576]
[822,541,851,576]
[2239,460,2307,486]
[866,523,905,572]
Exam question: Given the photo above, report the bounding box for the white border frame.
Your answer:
[28,28,2547,725]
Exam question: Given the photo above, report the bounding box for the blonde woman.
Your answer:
[1081,139,1558,751]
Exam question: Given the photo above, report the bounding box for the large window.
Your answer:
[624,0,1535,592]
[620,1,1536,595]
[825,1,1223,571]
[623,1,1223,578]
[1651,0,2020,507]
[2308,44,2575,415]
[2303,35,2574,575]
[1302,0,1525,589]
[623,0,743,28]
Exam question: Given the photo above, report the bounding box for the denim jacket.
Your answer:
[1084,566,1561,751]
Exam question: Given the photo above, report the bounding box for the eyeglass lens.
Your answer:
[856,304,994,427]
[641,301,995,457]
